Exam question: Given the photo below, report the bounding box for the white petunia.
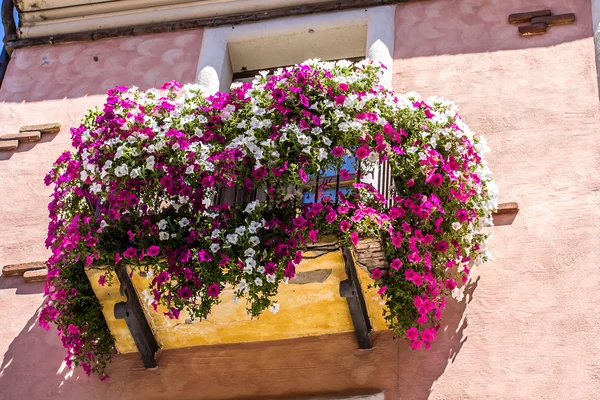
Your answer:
[90,183,102,194]
[179,218,190,227]
[235,226,246,235]
[159,232,170,240]
[266,274,276,283]
[130,167,141,178]
[158,219,167,230]
[210,243,220,253]
[245,200,260,213]
[254,277,263,287]
[226,234,239,244]
[114,164,129,177]
[249,236,260,246]
[244,248,256,258]
[452,222,462,230]
[269,302,280,314]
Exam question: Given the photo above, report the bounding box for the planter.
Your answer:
[85,242,389,357]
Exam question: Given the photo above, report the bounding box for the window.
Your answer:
[196,6,395,206]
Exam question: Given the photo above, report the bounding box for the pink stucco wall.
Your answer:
[1,0,600,399]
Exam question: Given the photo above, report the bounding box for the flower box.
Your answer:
[85,244,388,355]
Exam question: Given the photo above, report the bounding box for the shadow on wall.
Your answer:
[0,274,479,400]
[0,30,204,103]
[393,0,592,59]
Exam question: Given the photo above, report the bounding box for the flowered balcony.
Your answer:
[40,60,501,378]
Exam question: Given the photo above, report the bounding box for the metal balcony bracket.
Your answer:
[114,266,159,368]
[340,246,373,349]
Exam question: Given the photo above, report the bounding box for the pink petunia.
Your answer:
[355,145,371,159]
[339,220,350,232]
[123,247,137,258]
[147,246,160,257]
[390,258,403,270]
[456,209,469,223]
[406,327,419,341]
[98,275,106,287]
[377,286,387,295]
[299,169,307,183]
[445,279,457,290]
[435,241,449,253]
[371,268,382,279]
[350,231,359,246]
[207,283,220,298]
[332,146,345,157]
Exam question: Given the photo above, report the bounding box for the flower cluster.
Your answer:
[40,59,496,377]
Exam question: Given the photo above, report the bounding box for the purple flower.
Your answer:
[272,88,286,103]
[123,247,137,258]
[299,169,307,183]
[177,286,193,299]
[98,275,106,286]
[147,246,160,257]
[207,283,220,298]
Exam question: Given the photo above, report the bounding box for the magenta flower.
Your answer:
[207,283,220,298]
[339,220,350,232]
[332,146,345,157]
[339,169,351,180]
[160,80,182,91]
[456,209,469,223]
[377,286,387,295]
[355,145,371,159]
[308,229,318,242]
[147,246,160,257]
[390,258,403,270]
[123,247,137,258]
[350,231,359,246]
[445,279,457,290]
[435,241,448,253]
[272,88,286,103]
[406,327,419,341]
[176,286,193,299]
[411,340,423,350]
[299,168,307,183]
[98,275,106,287]
[371,268,382,279]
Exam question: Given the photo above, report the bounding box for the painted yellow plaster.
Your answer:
[85,268,138,353]
[87,249,388,353]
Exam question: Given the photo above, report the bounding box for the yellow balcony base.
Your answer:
[86,249,388,354]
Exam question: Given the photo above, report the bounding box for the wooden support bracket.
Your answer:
[492,202,519,226]
[113,266,159,369]
[340,246,372,350]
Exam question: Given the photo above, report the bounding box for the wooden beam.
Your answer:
[492,202,519,226]
[531,13,576,26]
[20,123,61,134]
[508,10,551,24]
[518,23,547,37]
[2,261,45,276]
[23,269,48,283]
[7,1,421,50]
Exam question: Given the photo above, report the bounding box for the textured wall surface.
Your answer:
[0,0,599,399]
[393,0,600,399]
